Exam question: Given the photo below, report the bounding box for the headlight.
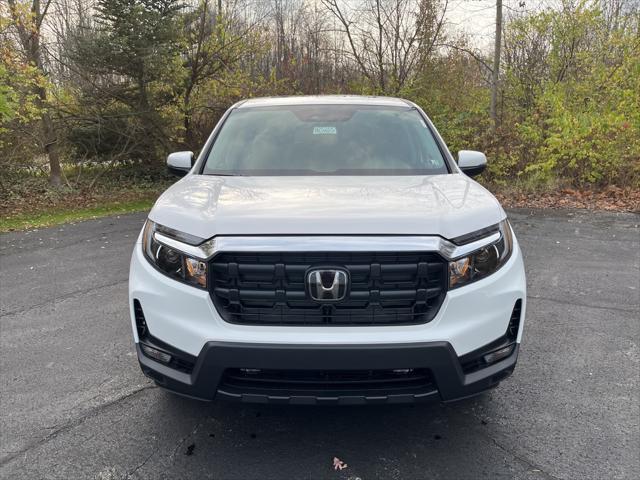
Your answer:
[142,221,207,289]
[449,220,513,289]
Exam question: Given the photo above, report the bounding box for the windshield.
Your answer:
[202,104,449,176]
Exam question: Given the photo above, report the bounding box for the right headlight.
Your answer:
[449,219,513,289]
[142,220,207,289]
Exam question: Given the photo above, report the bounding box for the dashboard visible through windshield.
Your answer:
[202,105,450,176]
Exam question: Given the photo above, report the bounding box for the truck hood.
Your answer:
[148,174,505,240]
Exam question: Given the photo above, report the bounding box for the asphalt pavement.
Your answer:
[0,209,638,479]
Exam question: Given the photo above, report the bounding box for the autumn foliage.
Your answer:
[1,0,638,200]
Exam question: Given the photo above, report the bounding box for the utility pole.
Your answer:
[490,0,502,129]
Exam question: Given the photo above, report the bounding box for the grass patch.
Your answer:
[1,165,172,232]
[0,198,155,232]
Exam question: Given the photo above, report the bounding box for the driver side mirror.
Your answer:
[167,151,194,177]
[457,150,487,177]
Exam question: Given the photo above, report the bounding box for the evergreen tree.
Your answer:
[73,0,185,161]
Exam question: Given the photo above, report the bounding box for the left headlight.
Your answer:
[142,220,207,289]
[449,219,513,289]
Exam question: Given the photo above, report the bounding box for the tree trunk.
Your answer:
[490,0,503,129]
[34,81,63,186]
[42,111,62,186]
[33,20,63,186]
[183,84,194,149]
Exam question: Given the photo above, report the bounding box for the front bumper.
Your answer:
[130,231,526,404]
[137,339,519,404]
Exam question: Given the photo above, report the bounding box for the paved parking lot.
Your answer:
[1,209,638,479]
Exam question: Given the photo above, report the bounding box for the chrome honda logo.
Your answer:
[307,268,349,302]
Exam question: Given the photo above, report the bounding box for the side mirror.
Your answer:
[167,151,194,177]
[457,150,487,177]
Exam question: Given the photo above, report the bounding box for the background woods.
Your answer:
[1,0,639,221]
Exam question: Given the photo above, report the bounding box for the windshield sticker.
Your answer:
[313,126,337,135]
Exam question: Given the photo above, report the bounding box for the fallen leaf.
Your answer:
[333,457,348,471]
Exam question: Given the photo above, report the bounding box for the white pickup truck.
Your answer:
[129,96,526,404]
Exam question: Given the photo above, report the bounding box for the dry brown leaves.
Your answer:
[494,186,640,213]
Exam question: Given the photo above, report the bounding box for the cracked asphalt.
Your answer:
[1,209,638,479]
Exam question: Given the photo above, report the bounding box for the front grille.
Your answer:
[209,251,447,325]
[220,368,434,394]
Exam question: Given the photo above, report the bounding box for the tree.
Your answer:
[321,0,448,94]
[70,0,185,162]
[1,0,638,192]
[6,0,64,185]
[181,0,262,147]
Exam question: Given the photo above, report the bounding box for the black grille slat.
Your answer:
[221,368,434,393]
[210,251,447,326]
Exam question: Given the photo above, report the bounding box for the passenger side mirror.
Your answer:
[167,151,194,177]
[457,150,487,177]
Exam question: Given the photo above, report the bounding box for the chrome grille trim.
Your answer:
[153,233,502,261]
